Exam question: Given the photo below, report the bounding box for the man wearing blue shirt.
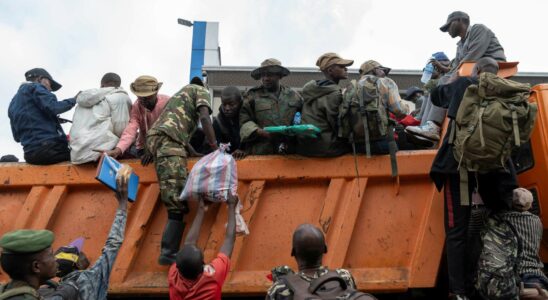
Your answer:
[8,68,77,164]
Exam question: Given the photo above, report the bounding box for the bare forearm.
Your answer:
[184,208,205,245]
[220,204,236,257]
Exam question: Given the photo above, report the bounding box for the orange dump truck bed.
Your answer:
[0,152,445,296]
[0,83,547,297]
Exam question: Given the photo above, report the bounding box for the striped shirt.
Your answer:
[499,211,546,278]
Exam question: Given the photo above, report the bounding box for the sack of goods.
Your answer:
[453,72,538,172]
[180,143,249,235]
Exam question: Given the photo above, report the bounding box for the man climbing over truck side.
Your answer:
[239,58,303,155]
[406,11,506,143]
[8,68,77,165]
[104,75,170,165]
[146,83,218,265]
[297,53,353,157]
[429,57,525,300]
[265,223,376,300]
[168,195,237,300]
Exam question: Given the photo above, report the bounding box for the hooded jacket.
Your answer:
[297,79,350,157]
[69,87,132,164]
[8,82,76,153]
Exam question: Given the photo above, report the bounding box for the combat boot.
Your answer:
[158,219,185,265]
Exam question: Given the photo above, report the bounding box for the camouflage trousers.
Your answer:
[146,134,188,215]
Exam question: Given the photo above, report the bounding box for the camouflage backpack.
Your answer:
[0,283,39,300]
[339,77,398,177]
[476,215,521,300]
[282,271,377,300]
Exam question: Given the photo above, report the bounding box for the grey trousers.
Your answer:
[417,95,446,126]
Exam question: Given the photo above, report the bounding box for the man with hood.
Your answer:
[8,68,77,165]
[297,53,354,157]
[69,73,132,164]
[105,75,170,166]
[240,58,303,155]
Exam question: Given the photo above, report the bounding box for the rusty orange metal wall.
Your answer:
[0,151,445,296]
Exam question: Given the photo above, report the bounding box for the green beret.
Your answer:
[0,229,54,254]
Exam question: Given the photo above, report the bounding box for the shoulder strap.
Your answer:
[281,273,312,298]
[0,285,39,300]
[308,270,348,294]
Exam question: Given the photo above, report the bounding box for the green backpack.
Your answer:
[339,77,398,177]
[453,72,537,172]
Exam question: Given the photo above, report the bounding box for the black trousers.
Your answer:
[443,165,518,295]
[24,141,70,165]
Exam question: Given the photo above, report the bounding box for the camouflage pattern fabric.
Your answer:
[266,266,356,300]
[239,85,303,155]
[146,134,188,214]
[146,84,212,147]
[476,216,520,300]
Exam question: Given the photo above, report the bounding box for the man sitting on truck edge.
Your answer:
[0,230,78,300]
[8,68,77,165]
[297,53,353,157]
[266,224,376,300]
[239,58,303,155]
[406,11,506,143]
[168,195,237,300]
[146,83,218,265]
[104,75,170,165]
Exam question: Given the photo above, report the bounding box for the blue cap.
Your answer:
[431,52,449,62]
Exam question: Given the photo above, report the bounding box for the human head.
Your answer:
[24,68,62,92]
[473,57,499,77]
[316,53,353,83]
[440,11,470,39]
[251,58,290,91]
[291,224,327,269]
[130,75,163,111]
[220,86,242,118]
[100,73,121,88]
[405,86,424,101]
[176,245,204,280]
[0,230,58,285]
[190,76,205,87]
[513,188,533,212]
[54,237,90,277]
[359,60,391,78]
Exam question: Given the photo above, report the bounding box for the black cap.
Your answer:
[24,68,62,91]
[440,11,469,32]
[405,86,424,100]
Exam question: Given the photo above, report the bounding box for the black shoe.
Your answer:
[158,219,185,265]
[405,131,435,148]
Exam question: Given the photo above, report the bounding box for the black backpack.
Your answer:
[282,270,377,300]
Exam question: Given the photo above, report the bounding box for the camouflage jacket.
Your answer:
[62,209,127,300]
[265,266,356,300]
[146,84,212,155]
[239,85,302,155]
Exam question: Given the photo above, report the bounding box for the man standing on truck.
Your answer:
[8,68,77,165]
[239,58,303,155]
[168,195,237,300]
[297,53,353,157]
[406,11,506,142]
[0,230,78,299]
[104,75,170,165]
[146,83,218,265]
[429,58,519,300]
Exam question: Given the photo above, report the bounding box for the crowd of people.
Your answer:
[1,10,546,300]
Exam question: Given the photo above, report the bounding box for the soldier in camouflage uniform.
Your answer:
[146,84,218,265]
[265,224,357,300]
[240,58,303,155]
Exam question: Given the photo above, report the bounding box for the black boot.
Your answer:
[158,218,185,265]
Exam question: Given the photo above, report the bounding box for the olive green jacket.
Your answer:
[297,80,350,157]
[239,85,302,154]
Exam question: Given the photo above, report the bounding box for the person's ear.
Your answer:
[31,259,40,274]
[323,244,328,254]
[291,248,295,257]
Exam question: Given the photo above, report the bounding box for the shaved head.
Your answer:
[176,245,204,280]
[473,57,499,77]
[291,224,327,268]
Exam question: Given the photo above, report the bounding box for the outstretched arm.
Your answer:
[199,106,218,151]
[219,194,237,257]
[184,199,207,245]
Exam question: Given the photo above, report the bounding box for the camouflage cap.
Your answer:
[513,188,533,212]
[130,75,163,97]
[316,53,353,71]
[359,60,391,76]
[0,229,54,254]
[250,58,290,80]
